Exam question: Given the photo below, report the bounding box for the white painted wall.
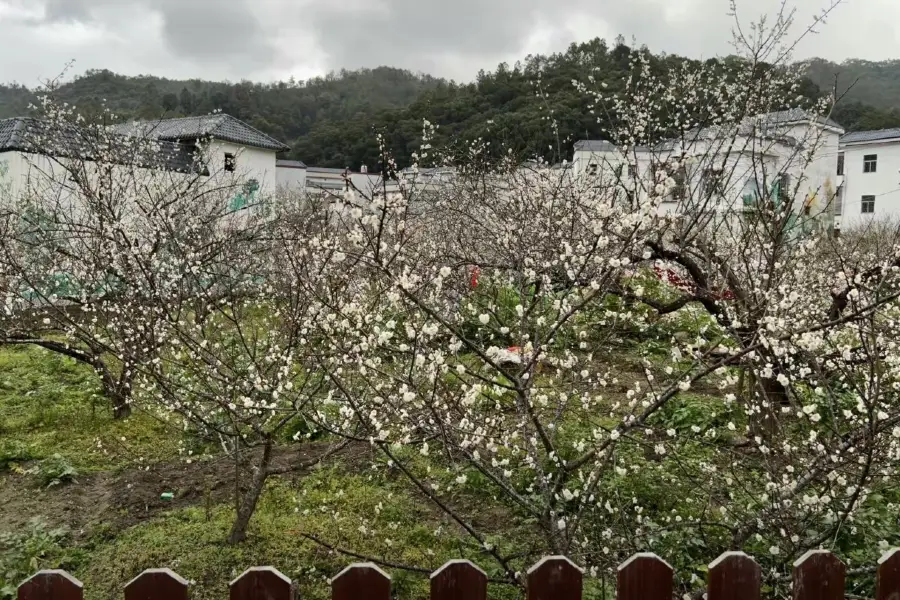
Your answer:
[206,141,278,197]
[574,122,840,224]
[839,139,900,230]
[0,141,270,225]
[276,164,306,192]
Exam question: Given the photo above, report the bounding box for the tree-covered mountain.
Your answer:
[0,66,443,160]
[4,45,900,169]
[804,57,900,132]
[805,58,900,111]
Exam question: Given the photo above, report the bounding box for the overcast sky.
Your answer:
[0,0,896,87]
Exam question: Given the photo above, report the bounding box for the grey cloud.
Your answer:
[293,0,865,80]
[42,0,97,22]
[299,0,548,78]
[0,0,896,86]
[149,0,277,67]
[25,0,278,73]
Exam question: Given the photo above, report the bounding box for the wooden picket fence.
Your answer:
[16,548,900,600]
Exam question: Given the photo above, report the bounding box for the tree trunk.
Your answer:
[228,439,273,544]
[96,359,134,419]
[749,371,788,439]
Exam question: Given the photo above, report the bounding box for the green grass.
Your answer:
[0,346,181,472]
[76,468,522,600]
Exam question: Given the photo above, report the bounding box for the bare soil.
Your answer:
[0,442,367,538]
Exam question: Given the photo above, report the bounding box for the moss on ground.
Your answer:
[0,346,180,472]
[77,469,522,600]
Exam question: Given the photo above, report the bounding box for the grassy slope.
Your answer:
[0,305,729,600]
[78,472,522,600]
[0,346,525,600]
[0,346,179,472]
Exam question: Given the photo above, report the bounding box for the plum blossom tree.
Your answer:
[296,2,900,592]
[0,88,234,418]
[0,89,348,543]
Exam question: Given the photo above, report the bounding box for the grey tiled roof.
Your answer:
[756,109,843,131]
[113,114,290,152]
[573,140,617,152]
[276,159,307,168]
[307,167,349,174]
[840,128,900,144]
[0,117,204,174]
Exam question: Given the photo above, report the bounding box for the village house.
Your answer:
[0,114,291,213]
[573,109,844,230]
[836,128,900,229]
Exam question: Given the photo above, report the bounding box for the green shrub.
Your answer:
[26,454,78,488]
[0,440,34,470]
[0,520,70,599]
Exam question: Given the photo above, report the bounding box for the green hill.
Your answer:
[6,46,900,169]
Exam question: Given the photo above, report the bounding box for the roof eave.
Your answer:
[840,137,900,147]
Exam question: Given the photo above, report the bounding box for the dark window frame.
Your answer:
[837,153,844,176]
[224,152,236,173]
[863,154,877,173]
[861,195,875,214]
[671,166,687,202]
[703,168,724,197]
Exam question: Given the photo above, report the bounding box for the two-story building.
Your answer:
[837,128,900,230]
[573,110,844,226]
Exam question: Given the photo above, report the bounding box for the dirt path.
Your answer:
[0,441,365,537]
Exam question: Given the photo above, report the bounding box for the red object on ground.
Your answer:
[470,266,480,289]
[651,266,734,301]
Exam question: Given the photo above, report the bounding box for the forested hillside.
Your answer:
[806,57,900,132]
[0,67,442,166]
[4,43,900,169]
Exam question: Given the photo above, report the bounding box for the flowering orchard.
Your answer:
[3,2,900,595]
[298,4,900,591]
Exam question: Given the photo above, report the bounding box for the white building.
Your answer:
[837,128,900,230]
[276,159,307,191]
[114,114,290,202]
[573,110,843,226]
[0,114,292,217]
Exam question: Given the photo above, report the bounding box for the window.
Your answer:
[671,167,687,202]
[224,152,236,172]
[837,153,844,176]
[626,164,634,177]
[772,173,791,207]
[587,163,598,176]
[742,177,760,208]
[862,195,875,214]
[864,154,877,173]
[703,169,723,197]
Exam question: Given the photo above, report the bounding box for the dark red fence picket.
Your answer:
[17,549,896,600]
[431,560,487,600]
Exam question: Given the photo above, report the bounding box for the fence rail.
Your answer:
[16,548,900,600]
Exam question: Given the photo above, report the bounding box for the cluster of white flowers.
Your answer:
[4,6,899,578]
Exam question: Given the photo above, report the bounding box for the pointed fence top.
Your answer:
[709,551,755,570]
[430,560,487,579]
[880,549,900,565]
[20,571,83,589]
[18,570,84,600]
[124,568,189,589]
[330,563,392,584]
[793,549,843,568]
[527,555,584,575]
[229,567,291,588]
[618,552,673,572]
